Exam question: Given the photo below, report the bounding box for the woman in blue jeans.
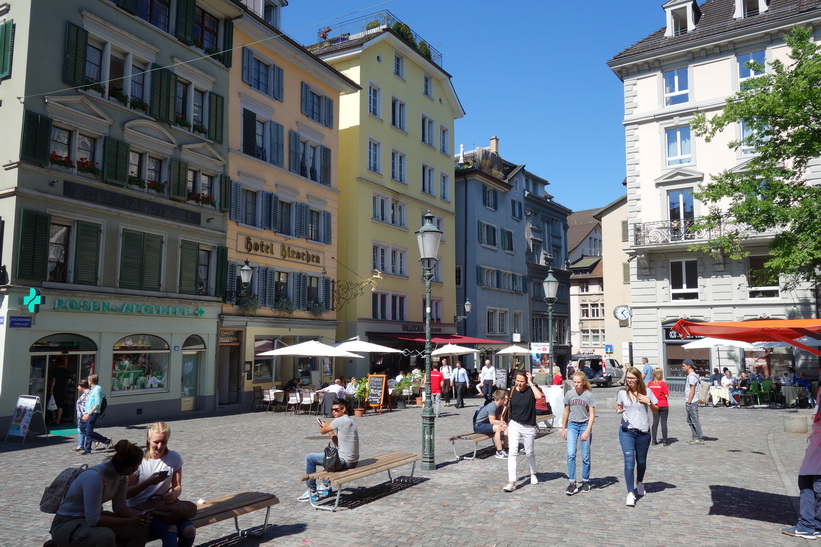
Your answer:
[616,367,658,507]
[562,372,596,496]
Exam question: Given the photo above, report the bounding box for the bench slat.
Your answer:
[302,452,419,486]
[191,492,279,528]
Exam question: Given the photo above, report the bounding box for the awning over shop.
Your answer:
[672,319,821,358]
[370,333,508,345]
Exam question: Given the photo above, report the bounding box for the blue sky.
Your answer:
[282,0,667,213]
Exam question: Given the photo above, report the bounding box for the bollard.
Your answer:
[785,414,808,433]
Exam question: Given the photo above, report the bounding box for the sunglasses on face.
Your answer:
[331,407,344,412]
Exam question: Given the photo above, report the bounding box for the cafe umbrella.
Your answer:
[256,340,363,359]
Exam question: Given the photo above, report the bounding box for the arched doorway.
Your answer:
[181,335,206,411]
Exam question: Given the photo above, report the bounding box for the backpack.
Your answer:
[99,395,108,417]
[40,464,89,513]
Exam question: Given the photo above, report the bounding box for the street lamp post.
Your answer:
[239,260,254,296]
[416,211,442,471]
[542,268,559,367]
[454,298,472,334]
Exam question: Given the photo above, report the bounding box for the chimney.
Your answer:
[489,136,499,155]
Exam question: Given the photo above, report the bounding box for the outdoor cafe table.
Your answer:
[709,385,731,406]
[782,385,806,407]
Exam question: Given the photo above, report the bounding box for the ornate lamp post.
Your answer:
[454,298,472,333]
[416,211,442,471]
[239,260,254,296]
[542,268,559,367]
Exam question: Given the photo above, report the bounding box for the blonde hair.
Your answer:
[145,421,171,459]
[652,367,664,382]
[552,366,561,376]
[571,371,591,392]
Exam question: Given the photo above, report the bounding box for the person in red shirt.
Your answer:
[423,363,445,417]
[647,368,670,446]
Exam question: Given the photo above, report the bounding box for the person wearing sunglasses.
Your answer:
[298,398,360,503]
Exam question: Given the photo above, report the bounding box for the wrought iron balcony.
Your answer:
[633,218,719,246]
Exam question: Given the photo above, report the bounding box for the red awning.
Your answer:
[672,319,821,357]
[369,333,508,345]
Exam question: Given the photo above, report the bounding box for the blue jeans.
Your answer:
[797,475,821,533]
[566,422,591,482]
[685,403,703,440]
[148,518,195,547]
[80,412,108,453]
[305,452,349,491]
[618,427,651,494]
[76,418,85,448]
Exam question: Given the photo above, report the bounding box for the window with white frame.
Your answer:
[394,53,404,78]
[391,149,407,183]
[242,188,258,227]
[433,257,442,283]
[439,125,449,155]
[421,164,435,194]
[194,6,219,51]
[738,50,765,88]
[666,126,692,166]
[307,208,322,242]
[740,118,767,155]
[747,255,779,298]
[368,84,381,118]
[391,97,406,131]
[501,229,514,251]
[372,194,406,227]
[487,309,497,334]
[663,67,689,106]
[263,0,281,27]
[372,291,405,320]
[136,0,171,33]
[372,243,407,276]
[482,185,498,210]
[430,298,442,323]
[368,139,381,173]
[242,47,284,101]
[50,126,100,178]
[439,172,450,201]
[423,75,432,97]
[300,82,333,128]
[186,169,215,207]
[579,281,588,293]
[670,259,698,300]
[421,115,435,147]
[513,312,522,335]
[478,222,497,247]
[243,108,285,166]
[498,310,508,334]
[511,199,523,220]
[277,199,292,235]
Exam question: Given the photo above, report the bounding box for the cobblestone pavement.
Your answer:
[1,390,814,546]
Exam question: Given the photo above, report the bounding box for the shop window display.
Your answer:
[111,334,170,394]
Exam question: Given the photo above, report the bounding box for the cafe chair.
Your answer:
[250,386,264,411]
[262,389,275,412]
[300,391,318,415]
[272,390,286,411]
[286,391,301,414]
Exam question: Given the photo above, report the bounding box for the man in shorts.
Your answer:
[474,390,508,459]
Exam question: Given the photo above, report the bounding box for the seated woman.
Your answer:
[127,422,195,547]
[51,440,150,547]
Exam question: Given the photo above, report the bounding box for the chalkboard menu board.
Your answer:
[367,374,387,410]
[494,368,508,390]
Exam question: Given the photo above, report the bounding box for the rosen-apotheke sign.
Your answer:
[53,298,206,317]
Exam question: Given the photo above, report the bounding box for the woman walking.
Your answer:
[74,380,90,452]
[647,368,670,446]
[562,371,596,495]
[616,367,658,507]
[503,370,543,492]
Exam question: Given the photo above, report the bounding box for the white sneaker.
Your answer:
[636,482,645,497]
[530,474,538,485]
[503,483,515,492]
[626,492,637,507]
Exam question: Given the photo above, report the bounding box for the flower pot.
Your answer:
[353,407,365,418]
[395,400,406,409]
[415,397,423,406]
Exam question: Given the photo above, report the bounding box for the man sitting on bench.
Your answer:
[474,390,509,459]
[298,398,359,504]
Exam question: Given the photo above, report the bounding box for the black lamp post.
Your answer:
[454,298,472,333]
[416,211,442,471]
[239,260,254,296]
[542,268,559,367]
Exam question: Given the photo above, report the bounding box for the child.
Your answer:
[562,371,596,495]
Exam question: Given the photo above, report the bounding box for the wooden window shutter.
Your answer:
[323,96,333,128]
[523,275,528,293]
[476,266,484,286]
[257,266,269,307]
[174,0,196,45]
[320,146,331,185]
[141,233,163,291]
[179,240,199,294]
[229,180,241,221]
[477,221,484,244]
[16,209,50,280]
[226,261,237,304]
[273,65,284,101]
[208,92,224,143]
[295,203,308,238]
[288,130,299,173]
[20,110,52,167]
[149,65,175,123]
[623,262,631,284]
[73,221,100,286]
[63,22,87,87]
[621,220,629,242]
[119,230,144,289]
[215,246,228,298]
[296,273,308,309]
[260,192,272,230]
[241,47,252,84]
[219,174,231,213]
[222,19,233,67]
[270,121,284,167]
[169,159,188,201]
[102,137,130,187]
[269,193,279,231]
[0,20,14,80]
[300,82,309,116]
[323,277,332,311]
[322,211,332,244]
[242,109,256,156]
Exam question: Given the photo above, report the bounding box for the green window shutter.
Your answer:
[219,174,231,213]
[141,233,163,291]
[215,246,228,298]
[102,137,130,187]
[175,0,196,44]
[16,209,50,280]
[149,65,175,123]
[242,108,256,156]
[73,221,100,285]
[170,159,188,200]
[288,130,299,173]
[21,110,52,167]
[222,19,233,67]
[320,146,331,186]
[63,22,87,87]
[621,220,629,242]
[113,0,138,14]
[119,230,144,289]
[207,92,224,143]
[623,262,631,284]
[0,20,14,80]
[179,240,199,294]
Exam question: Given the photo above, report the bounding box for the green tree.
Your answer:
[691,25,821,289]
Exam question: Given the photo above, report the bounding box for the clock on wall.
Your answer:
[613,305,631,320]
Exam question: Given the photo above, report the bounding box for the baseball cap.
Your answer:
[682,359,694,366]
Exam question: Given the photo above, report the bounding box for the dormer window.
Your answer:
[734,0,769,19]
[664,0,701,37]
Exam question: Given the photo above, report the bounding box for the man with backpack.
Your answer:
[80,374,111,455]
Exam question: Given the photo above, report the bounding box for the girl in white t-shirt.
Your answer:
[616,367,658,508]
[127,422,195,547]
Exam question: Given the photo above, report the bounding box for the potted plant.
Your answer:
[130,97,149,113]
[392,376,412,409]
[110,88,129,106]
[175,115,191,129]
[49,152,74,169]
[273,298,294,316]
[83,78,106,94]
[236,294,259,316]
[192,123,207,135]
[128,172,146,188]
[76,157,100,176]
[353,377,369,417]
[147,180,167,194]
[307,300,324,317]
[412,378,423,406]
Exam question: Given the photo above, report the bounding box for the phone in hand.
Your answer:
[316,417,323,425]
[157,470,169,479]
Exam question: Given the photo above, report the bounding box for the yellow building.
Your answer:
[219,3,358,405]
[308,12,465,378]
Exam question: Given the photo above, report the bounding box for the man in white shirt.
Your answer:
[440,358,453,406]
[682,359,704,444]
[480,360,496,405]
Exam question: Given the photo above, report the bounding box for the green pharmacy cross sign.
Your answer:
[22,288,43,313]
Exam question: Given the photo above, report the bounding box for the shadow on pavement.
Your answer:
[645,480,676,493]
[195,523,308,546]
[591,475,620,490]
[708,485,795,524]
[313,476,429,511]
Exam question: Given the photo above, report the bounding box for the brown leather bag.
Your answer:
[135,495,197,524]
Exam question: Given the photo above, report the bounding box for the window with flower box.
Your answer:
[186,169,216,207]
[194,6,219,50]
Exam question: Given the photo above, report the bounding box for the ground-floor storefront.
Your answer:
[0,287,222,431]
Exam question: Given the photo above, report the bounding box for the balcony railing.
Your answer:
[634,218,720,246]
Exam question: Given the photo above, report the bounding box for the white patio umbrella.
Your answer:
[257,340,363,359]
[496,344,532,355]
[682,337,758,350]
[431,343,479,356]
[335,337,403,354]
[753,336,821,349]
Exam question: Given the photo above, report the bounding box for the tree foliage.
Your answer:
[691,25,821,289]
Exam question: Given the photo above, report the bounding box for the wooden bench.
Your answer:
[190,491,279,539]
[449,414,555,461]
[301,451,419,511]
